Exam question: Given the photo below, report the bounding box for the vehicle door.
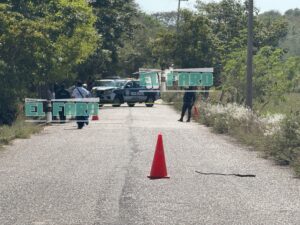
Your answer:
[123,81,135,102]
[133,81,147,102]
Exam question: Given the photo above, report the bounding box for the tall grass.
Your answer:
[199,103,300,176]
[0,119,42,146]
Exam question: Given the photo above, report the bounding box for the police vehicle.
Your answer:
[91,79,126,107]
[117,80,160,107]
[92,79,160,107]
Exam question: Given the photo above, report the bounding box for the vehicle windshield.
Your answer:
[94,80,115,87]
[115,80,127,88]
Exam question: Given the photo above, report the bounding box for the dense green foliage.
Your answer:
[152,10,217,69]
[223,47,300,106]
[118,13,163,76]
[77,0,138,79]
[0,0,98,124]
[0,0,299,125]
[274,9,300,57]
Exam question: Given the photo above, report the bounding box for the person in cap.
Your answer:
[56,83,71,123]
[72,80,91,129]
[178,86,196,123]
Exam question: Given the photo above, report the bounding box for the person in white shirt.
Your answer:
[72,81,90,99]
[72,80,91,129]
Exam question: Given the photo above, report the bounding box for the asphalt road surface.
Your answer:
[0,104,300,225]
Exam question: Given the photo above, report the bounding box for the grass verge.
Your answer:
[0,119,43,146]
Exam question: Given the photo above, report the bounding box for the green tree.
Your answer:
[195,0,289,88]
[152,11,178,29]
[223,46,294,107]
[257,11,289,49]
[151,10,217,69]
[78,0,138,78]
[196,0,247,51]
[150,31,177,69]
[118,13,164,76]
[281,8,300,56]
[285,56,300,91]
[0,0,98,84]
[197,0,288,55]
[0,0,98,124]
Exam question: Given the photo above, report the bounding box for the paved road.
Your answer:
[0,104,300,225]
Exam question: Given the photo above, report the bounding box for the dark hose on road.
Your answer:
[195,171,256,178]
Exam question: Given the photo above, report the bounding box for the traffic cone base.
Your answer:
[148,134,169,179]
[92,115,99,121]
[194,106,200,116]
[147,176,170,180]
[193,106,200,120]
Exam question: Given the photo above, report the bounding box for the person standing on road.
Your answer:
[72,80,91,129]
[56,84,71,123]
[178,86,196,123]
[87,76,94,91]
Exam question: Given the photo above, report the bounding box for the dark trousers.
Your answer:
[180,103,193,120]
[59,109,66,123]
[76,115,89,129]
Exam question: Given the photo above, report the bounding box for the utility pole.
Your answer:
[176,0,188,32]
[246,0,254,109]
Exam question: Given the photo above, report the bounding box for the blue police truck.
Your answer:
[92,79,160,107]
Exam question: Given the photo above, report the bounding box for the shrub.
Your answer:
[213,113,229,133]
[0,95,18,126]
[266,113,300,167]
[164,95,300,176]
[197,103,300,176]
[0,60,19,125]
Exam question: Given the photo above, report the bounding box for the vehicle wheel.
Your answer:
[99,104,104,107]
[112,97,122,107]
[146,97,155,107]
[127,103,135,107]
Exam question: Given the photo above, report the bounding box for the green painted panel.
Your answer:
[140,72,159,87]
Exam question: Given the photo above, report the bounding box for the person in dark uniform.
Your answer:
[178,86,196,123]
[87,76,94,91]
[72,80,90,129]
[55,84,71,123]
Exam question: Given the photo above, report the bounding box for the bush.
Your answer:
[212,113,229,133]
[161,92,183,111]
[197,102,300,176]
[0,60,19,125]
[0,95,18,126]
[267,113,300,167]
[294,157,300,175]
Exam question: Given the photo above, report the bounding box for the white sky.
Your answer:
[135,0,300,14]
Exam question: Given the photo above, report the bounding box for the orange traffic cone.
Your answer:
[193,106,200,119]
[92,115,99,121]
[148,134,169,179]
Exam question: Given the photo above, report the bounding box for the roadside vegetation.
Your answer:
[159,1,300,177]
[0,118,42,146]
[1,0,299,125]
[0,0,299,175]
[162,91,300,177]
[198,103,300,176]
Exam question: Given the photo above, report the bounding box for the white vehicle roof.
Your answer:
[96,79,115,82]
